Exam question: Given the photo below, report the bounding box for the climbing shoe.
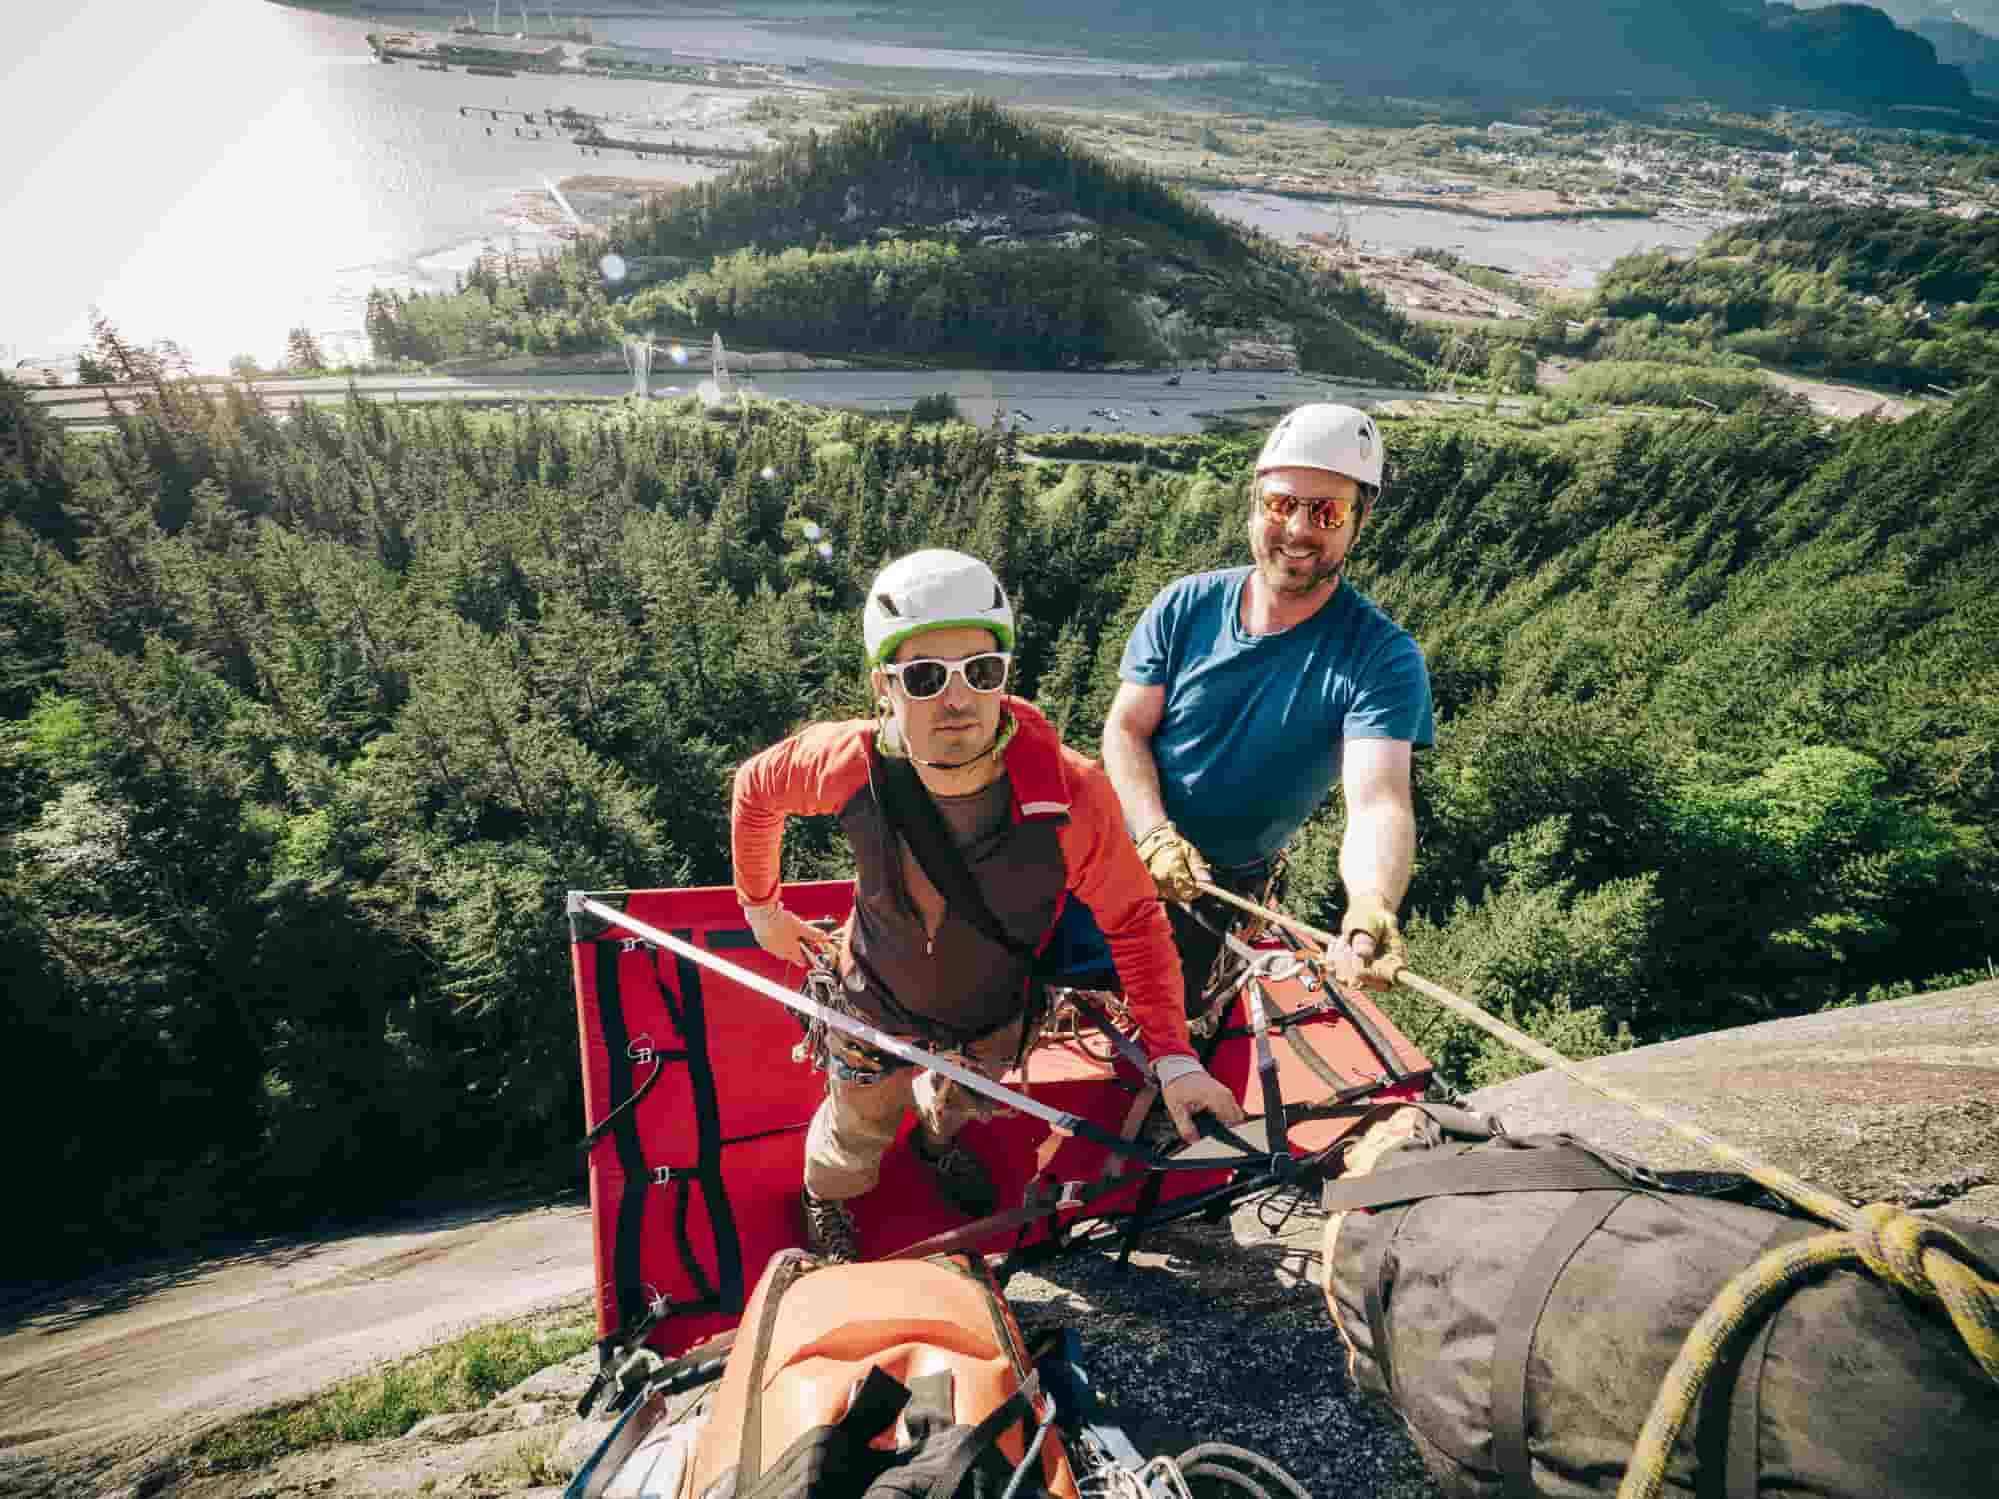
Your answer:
[800,1186,859,1264]
[912,1131,999,1219]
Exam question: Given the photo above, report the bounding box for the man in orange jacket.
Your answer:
[732,548,1242,1262]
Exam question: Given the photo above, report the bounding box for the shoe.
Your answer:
[912,1132,998,1218]
[800,1186,859,1264]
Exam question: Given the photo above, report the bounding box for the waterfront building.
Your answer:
[437,36,564,70]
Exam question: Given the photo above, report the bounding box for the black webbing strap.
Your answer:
[874,753,1161,1085]
[594,940,656,1343]
[1242,978,1290,1159]
[1061,989,1154,1080]
[1723,1218,1822,1499]
[905,1371,959,1442]
[925,1372,1042,1499]
[1281,1011,1356,1092]
[1492,1191,1631,1499]
[576,1042,684,1162]
[1272,930,1420,1083]
[1320,1142,1634,1212]
[665,944,746,1317]
[739,1251,813,1481]
[1363,1203,1417,1400]
[874,750,1058,975]
[586,929,754,1363]
[887,1173,1140,1261]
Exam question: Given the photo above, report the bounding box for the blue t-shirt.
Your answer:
[1119,568,1434,867]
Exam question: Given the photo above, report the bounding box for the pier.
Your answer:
[574,131,758,161]
[446,97,759,164]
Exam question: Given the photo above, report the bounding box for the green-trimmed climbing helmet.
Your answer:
[862,549,1015,667]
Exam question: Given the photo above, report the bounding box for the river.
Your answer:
[1200,189,1725,290]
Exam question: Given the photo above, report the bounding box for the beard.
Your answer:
[1251,531,1345,595]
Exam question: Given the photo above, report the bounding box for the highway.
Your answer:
[27,367,1533,435]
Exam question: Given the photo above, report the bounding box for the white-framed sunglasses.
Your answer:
[882,652,1011,700]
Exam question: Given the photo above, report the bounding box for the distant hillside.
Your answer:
[855,0,1977,112]
[1712,205,1999,302]
[366,101,1431,379]
[1797,0,1999,43]
[1915,17,1999,93]
[1584,206,1999,388]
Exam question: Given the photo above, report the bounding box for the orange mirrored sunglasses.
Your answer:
[1261,489,1357,531]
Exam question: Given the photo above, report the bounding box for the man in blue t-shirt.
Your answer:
[1103,404,1433,1011]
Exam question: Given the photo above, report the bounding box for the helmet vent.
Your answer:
[875,592,901,618]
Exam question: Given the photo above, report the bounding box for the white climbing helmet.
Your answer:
[862,549,1015,667]
[1255,403,1384,493]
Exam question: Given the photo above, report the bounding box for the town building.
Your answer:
[437,36,564,70]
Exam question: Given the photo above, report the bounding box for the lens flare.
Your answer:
[801,520,822,541]
[599,253,627,283]
[816,542,834,560]
[760,465,776,480]
[669,343,688,365]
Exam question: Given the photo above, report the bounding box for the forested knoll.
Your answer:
[2,376,1995,1278]
[364,101,1427,380]
[1589,206,1999,389]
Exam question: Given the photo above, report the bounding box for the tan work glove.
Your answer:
[1335,895,1407,991]
[742,899,836,968]
[1136,821,1212,905]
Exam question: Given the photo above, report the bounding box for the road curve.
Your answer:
[0,1197,591,1494]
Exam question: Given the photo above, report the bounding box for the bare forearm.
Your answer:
[1101,720,1169,837]
[1340,799,1415,911]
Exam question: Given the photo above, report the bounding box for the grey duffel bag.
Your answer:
[1320,1104,1999,1499]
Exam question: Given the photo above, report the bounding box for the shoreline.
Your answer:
[1213,184,1657,224]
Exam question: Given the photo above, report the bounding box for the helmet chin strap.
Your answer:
[911,739,998,772]
[876,698,1000,774]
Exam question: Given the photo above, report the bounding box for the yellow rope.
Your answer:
[1622,1207,1999,1499]
[1192,882,1999,1497]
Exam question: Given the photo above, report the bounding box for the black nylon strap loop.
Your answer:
[875,751,1050,975]
[593,941,653,1340]
[924,1372,1041,1499]
[1492,1191,1629,1499]
[1364,1204,1416,1399]
[1321,1144,1634,1212]
[1723,1219,1821,1499]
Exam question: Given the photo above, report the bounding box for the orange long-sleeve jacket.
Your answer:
[732,696,1193,1066]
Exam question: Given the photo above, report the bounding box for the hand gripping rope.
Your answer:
[1193,882,1999,1499]
[569,895,1275,1176]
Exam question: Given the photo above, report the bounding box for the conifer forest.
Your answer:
[4,369,1995,1277]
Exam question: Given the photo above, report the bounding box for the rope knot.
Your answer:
[1855,1200,1934,1294]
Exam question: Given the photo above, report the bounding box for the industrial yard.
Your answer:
[366,9,806,88]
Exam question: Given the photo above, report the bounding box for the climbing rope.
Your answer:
[1194,881,1999,1499]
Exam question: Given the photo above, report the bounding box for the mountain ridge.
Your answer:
[834,0,1983,113]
